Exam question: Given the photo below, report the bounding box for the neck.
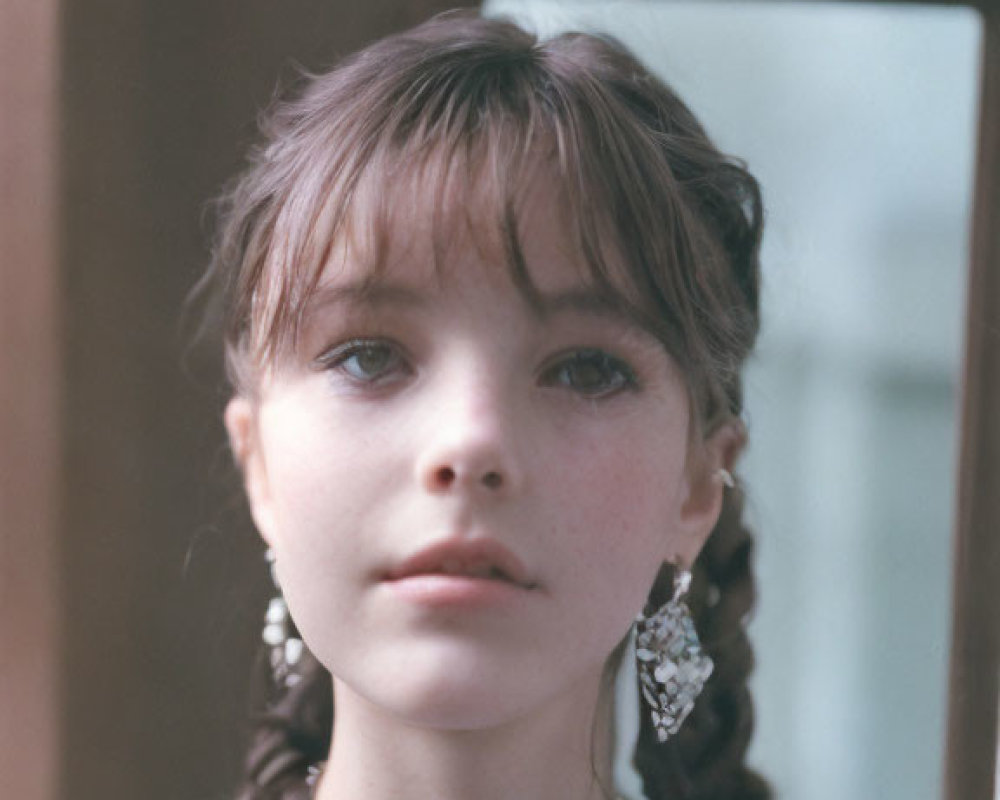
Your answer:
[314,665,619,800]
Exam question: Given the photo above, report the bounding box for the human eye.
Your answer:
[541,348,639,399]
[313,338,411,387]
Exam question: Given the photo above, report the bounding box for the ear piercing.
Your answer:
[716,468,735,488]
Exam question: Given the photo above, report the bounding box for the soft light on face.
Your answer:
[225,177,731,731]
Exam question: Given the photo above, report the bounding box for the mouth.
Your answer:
[383,538,536,590]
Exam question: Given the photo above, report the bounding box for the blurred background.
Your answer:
[0,1,986,798]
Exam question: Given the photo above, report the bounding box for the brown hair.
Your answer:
[203,11,768,799]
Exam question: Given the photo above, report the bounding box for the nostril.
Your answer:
[435,466,456,486]
[426,465,506,492]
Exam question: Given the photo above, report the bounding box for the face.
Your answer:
[226,178,732,732]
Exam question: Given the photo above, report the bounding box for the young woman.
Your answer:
[203,12,769,800]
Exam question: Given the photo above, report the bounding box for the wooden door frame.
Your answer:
[939,3,1000,799]
[0,2,60,799]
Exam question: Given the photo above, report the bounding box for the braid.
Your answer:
[236,629,332,800]
[634,486,770,800]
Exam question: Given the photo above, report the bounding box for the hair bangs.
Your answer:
[219,14,760,429]
[243,61,663,370]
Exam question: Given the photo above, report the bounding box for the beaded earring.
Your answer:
[262,548,305,691]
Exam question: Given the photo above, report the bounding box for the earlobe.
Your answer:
[224,396,277,547]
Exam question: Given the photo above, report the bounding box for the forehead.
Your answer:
[321,159,601,300]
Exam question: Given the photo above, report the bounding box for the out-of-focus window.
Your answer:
[483,3,981,798]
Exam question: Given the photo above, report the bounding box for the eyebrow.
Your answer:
[532,287,632,323]
[303,281,428,315]
[303,279,636,325]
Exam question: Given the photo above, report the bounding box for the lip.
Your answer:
[383,573,532,608]
[380,538,537,607]
[383,538,535,588]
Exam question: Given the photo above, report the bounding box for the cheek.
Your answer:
[256,397,379,567]
[260,390,389,504]
[254,397,386,659]
[532,446,682,674]
[541,419,689,585]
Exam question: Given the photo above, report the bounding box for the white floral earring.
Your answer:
[262,548,305,691]
[634,568,713,742]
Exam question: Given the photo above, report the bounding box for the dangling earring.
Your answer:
[261,548,305,690]
[634,567,713,743]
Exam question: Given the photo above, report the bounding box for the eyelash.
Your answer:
[313,338,412,388]
[539,348,639,399]
[314,339,639,399]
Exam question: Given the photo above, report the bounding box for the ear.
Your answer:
[224,396,278,547]
[671,419,746,567]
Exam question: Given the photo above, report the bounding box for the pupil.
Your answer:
[573,362,605,388]
[357,346,390,375]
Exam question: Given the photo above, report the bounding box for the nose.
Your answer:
[414,368,523,498]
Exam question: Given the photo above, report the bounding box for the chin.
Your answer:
[341,639,612,737]
[391,692,535,732]
[345,645,560,731]
[343,675,540,732]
